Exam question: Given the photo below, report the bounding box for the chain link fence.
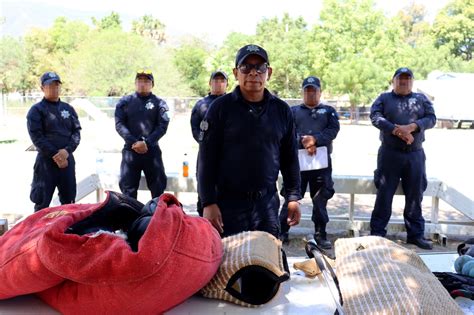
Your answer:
[1,95,371,124]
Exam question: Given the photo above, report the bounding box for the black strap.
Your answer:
[311,243,344,310]
[457,238,474,256]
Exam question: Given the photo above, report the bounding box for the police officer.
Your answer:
[198,44,301,238]
[190,70,228,216]
[191,70,228,142]
[279,76,339,249]
[115,70,170,199]
[27,72,81,211]
[370,67,436,250]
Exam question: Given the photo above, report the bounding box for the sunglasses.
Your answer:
[136,69,153,75]
[237,63,268,74]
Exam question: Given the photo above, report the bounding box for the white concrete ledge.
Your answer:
[50,173,473,238]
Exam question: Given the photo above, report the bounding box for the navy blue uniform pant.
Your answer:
[30,154,76,212]
[119,146,167,199]
[370,146,427,238]
[279,165,334,237]
[217,187,280,238]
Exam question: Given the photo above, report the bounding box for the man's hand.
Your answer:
[301,135,316,148]
[306,145,317,156]
[393,124,416,145]
[53,149,69,168]
[132,141,148,154]
[302,135,317,156]
[56,159,69,169]
[203,204,224,234]
[287,201,301,226]
[396,123,418,134]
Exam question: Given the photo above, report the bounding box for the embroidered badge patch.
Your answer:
[200,120,209,131]
[145,102,155,110]
[60,110,70,119]
[246,45,260,52]
[317,108,326,114]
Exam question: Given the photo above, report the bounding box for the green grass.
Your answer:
[0,139,17,144]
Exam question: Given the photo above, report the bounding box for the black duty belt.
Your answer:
[218,187,274,201]
[382,144,422,152]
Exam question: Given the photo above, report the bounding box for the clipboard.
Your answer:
[298,146,328,171]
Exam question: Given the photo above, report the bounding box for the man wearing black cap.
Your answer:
[198,44,301,237]
[190,70,228,142]
[190,70,228,216]
[27,72,82,211]
[115,70,170,199]
[370,67,436,250]
[279,76,339,248]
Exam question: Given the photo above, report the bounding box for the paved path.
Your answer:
[1,112,472,228]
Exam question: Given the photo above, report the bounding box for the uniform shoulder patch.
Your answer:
[161,110,170,122]
[159,99,170,111]
[200,120,209,131]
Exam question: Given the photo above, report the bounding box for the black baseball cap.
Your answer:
[41,72,62,86]
[235,44,269,67]
[302,76,321,89]
[210,70,228,80]
[136,69,154,82]
[393,67,414,78]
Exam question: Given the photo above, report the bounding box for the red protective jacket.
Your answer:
[0,192,223,314]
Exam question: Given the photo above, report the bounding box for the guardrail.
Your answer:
[50,173,473,242]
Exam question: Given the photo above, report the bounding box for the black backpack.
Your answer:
[433,238,474,300]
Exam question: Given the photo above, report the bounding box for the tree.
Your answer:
[132,15,166,45]
[23,27,55,92]
[66,30,156,96]
[0,37,28,94]
[23,17,90,93]
[50,17,90,54]
[314,0,399,110]
[92,12,122,31]
[255,14,313,97]
[396,3,430,46]
[149,46,194,97]
[173,38,210,96]
[433,0,474,60]
[325,55,386,109]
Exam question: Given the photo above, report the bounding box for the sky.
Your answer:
[1,0,451,44]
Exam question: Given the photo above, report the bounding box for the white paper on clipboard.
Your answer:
[298,146,328,171]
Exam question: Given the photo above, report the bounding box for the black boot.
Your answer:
[314,224,332,250]
[407,237,433,250]
[279,232,289,245]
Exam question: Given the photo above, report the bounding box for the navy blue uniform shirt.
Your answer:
[370,91,436,150]
[198,86,301,206]
[291,103,340,153]
[190,94,222,142]
[27,98,81,157]
[115,92,170,149]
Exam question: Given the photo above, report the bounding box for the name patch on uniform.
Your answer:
[60,110,70,119]
[145,102,155,110]
[317,108,326,114]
